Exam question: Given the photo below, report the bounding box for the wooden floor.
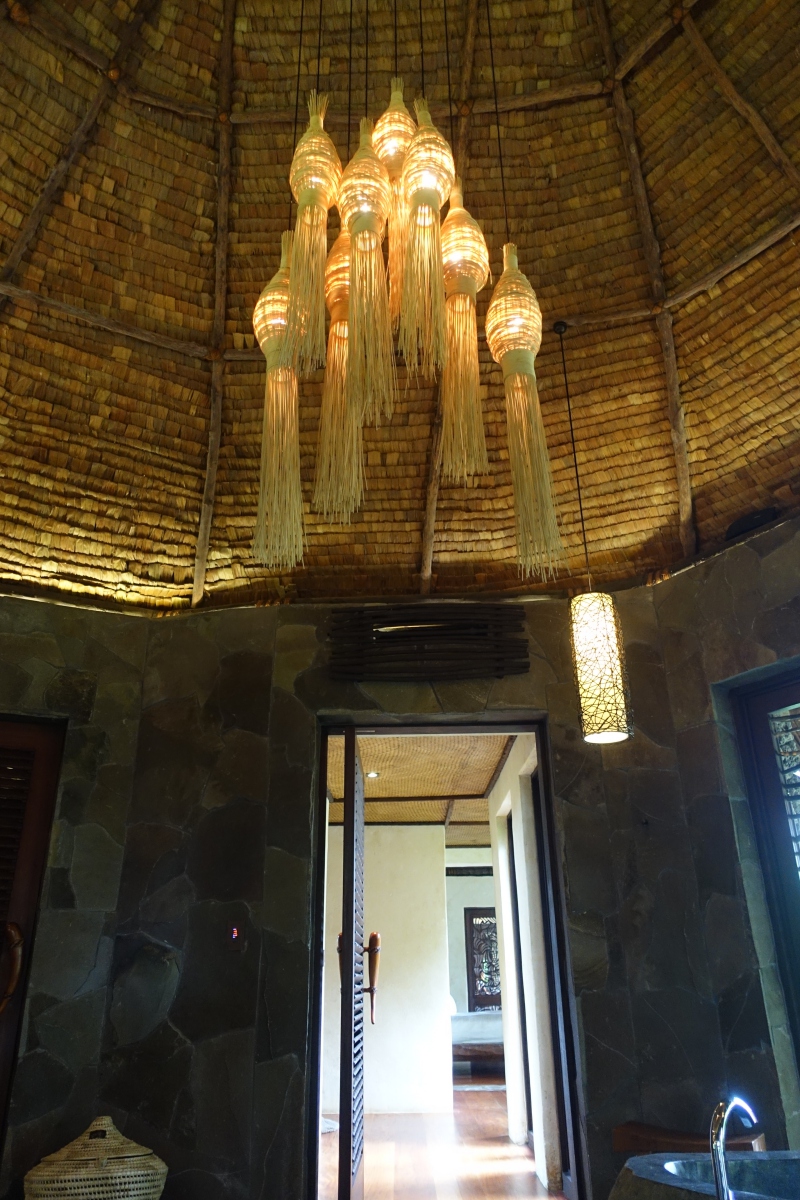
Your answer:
[319,1089,558,1200]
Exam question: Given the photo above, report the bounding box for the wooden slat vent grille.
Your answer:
[329,605,528,681]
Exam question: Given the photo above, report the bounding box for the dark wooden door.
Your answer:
[338,728,365,1200]
[0,719,65,1146]
[733,673,800,1060]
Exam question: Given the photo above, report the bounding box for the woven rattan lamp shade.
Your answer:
[486,243,561,578]
[440,181,490,483]
[315,232,362,522]
[441,183,489,297]
[373,78,416,180]
[570,592,633,743]
[339,119,395,427]
[338,120,392,234]
[374,79,416,327]
[252,232,303,569]
[399,99,455,378]
[283,91,342,375]
[485,244,542,361]
[253,230,293,359]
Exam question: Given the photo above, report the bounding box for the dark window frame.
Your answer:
[732,669,800,1061]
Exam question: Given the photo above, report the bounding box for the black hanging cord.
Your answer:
[443,0,455,152]
[418,0,425,96]
[315,0,323,91]
[555,321,592,590]
[289,0,307,226]
[393,0,398,76]
[346,0,354,157]
[364,0,369,115]
[485,0,510,245]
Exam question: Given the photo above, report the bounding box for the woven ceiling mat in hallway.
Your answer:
[0,0,798,606]
[326,733,511,800]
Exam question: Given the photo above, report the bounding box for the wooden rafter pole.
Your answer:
[592,0,696,559]
[0,0,161,314]
[681,14,800,195]
[191,0,235,608]
[419,0,481,596]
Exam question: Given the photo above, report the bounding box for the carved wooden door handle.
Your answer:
[0,924,24,1015]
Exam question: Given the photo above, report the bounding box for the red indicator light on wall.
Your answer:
[230,926,239,941]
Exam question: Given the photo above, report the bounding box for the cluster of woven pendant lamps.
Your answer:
[250,0,633,746]
[251,2,562,582]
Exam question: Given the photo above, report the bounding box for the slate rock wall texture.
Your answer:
[0,516,799,1200]
[0,597,148,1196]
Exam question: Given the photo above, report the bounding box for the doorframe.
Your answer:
[304,715,589,1200]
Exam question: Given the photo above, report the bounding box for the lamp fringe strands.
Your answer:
[283,91,342,375]
[441,179,489,482]
[252,232,304,568]
[338,117,395,426]
[485,243,562,578]
[399,98,455,378]
[374,78,416,329]
[314,232,363,522]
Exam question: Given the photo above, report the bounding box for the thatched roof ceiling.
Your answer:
[1,0,798,608]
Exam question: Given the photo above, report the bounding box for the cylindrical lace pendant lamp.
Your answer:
[373,78,416,330]
[485,243,562,578]
[283,91,342,375]
[440,180,490,483]
[399,98,455,378]
[314,231,363,523]
[252,231,304,568]
[570,592,633,743]
[338,117,395,427]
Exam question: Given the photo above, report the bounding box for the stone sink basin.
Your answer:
[608,1152,800,1200]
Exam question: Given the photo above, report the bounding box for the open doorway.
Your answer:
[310,723,586,1200]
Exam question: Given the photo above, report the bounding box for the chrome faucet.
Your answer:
[710,1097,757,1200]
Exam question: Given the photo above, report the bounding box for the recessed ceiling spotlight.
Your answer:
[366,771,380,779]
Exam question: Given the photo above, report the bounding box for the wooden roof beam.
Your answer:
[0,0,161,315]
[681,14,800,195]
[419,0,482,596]
[191,0,235,608]
[554,206,800,327]
[592,0,696,559]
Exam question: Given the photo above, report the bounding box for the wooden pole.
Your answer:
[191,0,236,608]
[681,14,800,195]
[554,208,800,326]
[592,0,696,558]
[418,0,484,595]
[0,0,161,314]
[0,281,209,357]
[613,0,702,82]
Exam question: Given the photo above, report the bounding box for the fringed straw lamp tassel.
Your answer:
[338,117,395,426]
[283,92,342,375]
[440,179,490,483]
[373,78,416,330]
[252,231,304,568]
[485,243,563,578]
[399,98,455,378]
[314,231,363,522]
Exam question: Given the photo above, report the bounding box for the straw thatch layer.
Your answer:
[0,0,798,606]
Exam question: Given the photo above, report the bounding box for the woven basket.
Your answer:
[25,1117,168,1200]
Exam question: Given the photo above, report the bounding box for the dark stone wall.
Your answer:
[1,516,799,1200]
[0,597,148,1196]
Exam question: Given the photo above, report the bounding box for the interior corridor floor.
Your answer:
[319,1090,560,1200]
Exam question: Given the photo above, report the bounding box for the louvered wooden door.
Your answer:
[338,727,365,1200]
[0,720,65,1146]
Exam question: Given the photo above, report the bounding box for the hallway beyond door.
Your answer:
[319,1090,562,1200]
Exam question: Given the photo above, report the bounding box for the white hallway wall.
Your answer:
[322,824,453,1114]
[489,734,562,1191]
